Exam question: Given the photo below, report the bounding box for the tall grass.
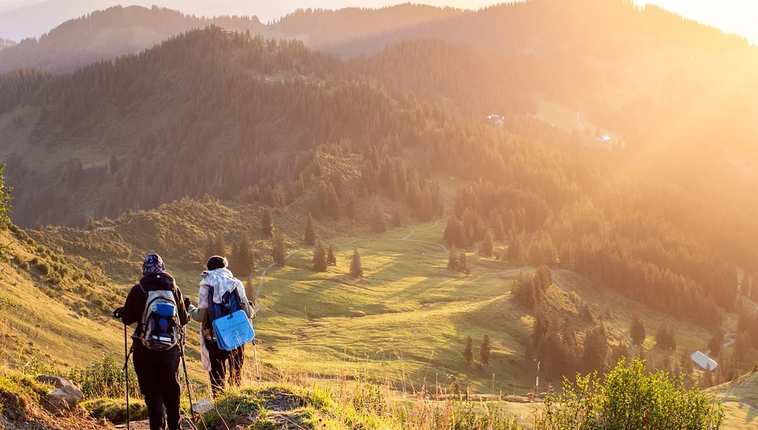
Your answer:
[67,352,139,399]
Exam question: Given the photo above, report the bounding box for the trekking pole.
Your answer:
[113,307,131,430]
[252,340,261,381]
[180,326,196,419]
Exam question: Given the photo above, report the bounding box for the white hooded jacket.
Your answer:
[189,268,254,371]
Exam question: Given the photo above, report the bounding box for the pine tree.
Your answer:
[479,229,493,257]
[480,334,492,367]
[493,215,505,242]
[87,217,95,231]
[583,324,608,373]
[707,328,724,356]
[207,233,226,258]
[371,202,386,234]
[346,190,356,219]
[326,183,341,221]
[233,233,255,277]
[261,208,275,237]
[272,233,286,267]
[448,245,459,270]
[213,233,227,257]
[630,313,646,346]
[655,321,676,351]
[349,248,363,278]
[464,336,474,365]
[393,210,402,227]
[458,250,471,275]
[327,244,337,266]
[304,212,316,245]
[313,241,327,272]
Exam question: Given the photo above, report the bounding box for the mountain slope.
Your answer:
[0,38,15,52]
[0,5,272,74]
[0,224,124,370]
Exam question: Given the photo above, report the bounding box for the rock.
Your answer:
[36,375,84,409]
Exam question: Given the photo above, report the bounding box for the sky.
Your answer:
[0,0,755,43]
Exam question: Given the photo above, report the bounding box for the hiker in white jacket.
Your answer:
[185,256,256,395]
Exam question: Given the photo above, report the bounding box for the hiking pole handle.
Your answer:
[113,307,124,319]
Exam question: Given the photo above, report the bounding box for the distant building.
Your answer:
[691,351,718,371]
[486,114,504,128]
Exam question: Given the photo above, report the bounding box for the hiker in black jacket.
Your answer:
[121,254,188,430]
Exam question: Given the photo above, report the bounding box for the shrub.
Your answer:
[536,359,724,429]
[82,398,147,424]
[68,353,139,399]
[29,257,38,265]
[35,263,49,276]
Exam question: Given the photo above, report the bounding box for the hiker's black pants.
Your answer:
[207,340,244,396]
[133,343,182,430]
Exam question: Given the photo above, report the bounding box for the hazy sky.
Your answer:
[0,0,755,43]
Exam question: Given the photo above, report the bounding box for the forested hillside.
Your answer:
[0,5,273,73]
[0,38,15,52]
[3,0,758,407]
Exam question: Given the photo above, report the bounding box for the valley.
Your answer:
[0,0,757,428]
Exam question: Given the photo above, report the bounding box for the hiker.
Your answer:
[120,253,188,430]
[185,256,255,395]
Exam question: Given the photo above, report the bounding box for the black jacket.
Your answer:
[121,272,189,341]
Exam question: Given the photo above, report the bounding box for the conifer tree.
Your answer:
[327,244,337,266]
[272,233,286,267]
[313,241,327,272]
[207,233,226,258]
[214,233,227,257]
[261,208,274,237]
[88,217,95,231]
[707,328,724,356]
[655,321,677,351]
[205,235,215,260]
[480,334,492,367]
[448,245,459,270]
[326,183,341,221]
[371,202,386,234]
[582,324,609,373]
[346,190,356,219]
[464,336,474,365]
[630,313,646,346]
[233,233,255,277]
[304,212,316,245]
[479,229,493,257]
[458,250,471,275]
[493,215,505,242]
[350,247,363,278]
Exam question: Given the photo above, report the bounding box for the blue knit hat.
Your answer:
[142,253,165,276]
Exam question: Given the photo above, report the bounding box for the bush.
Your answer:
[68,353,139,399]
[35,263,49,276]
[82,398,147,424]
[29,257,38,265]
[536,359,724,429]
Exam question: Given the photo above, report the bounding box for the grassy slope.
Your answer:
[15,174,742,408]
[711,373,758,429]
[0,228,123,370]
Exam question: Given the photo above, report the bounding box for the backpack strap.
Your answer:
[137,283,148,337]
